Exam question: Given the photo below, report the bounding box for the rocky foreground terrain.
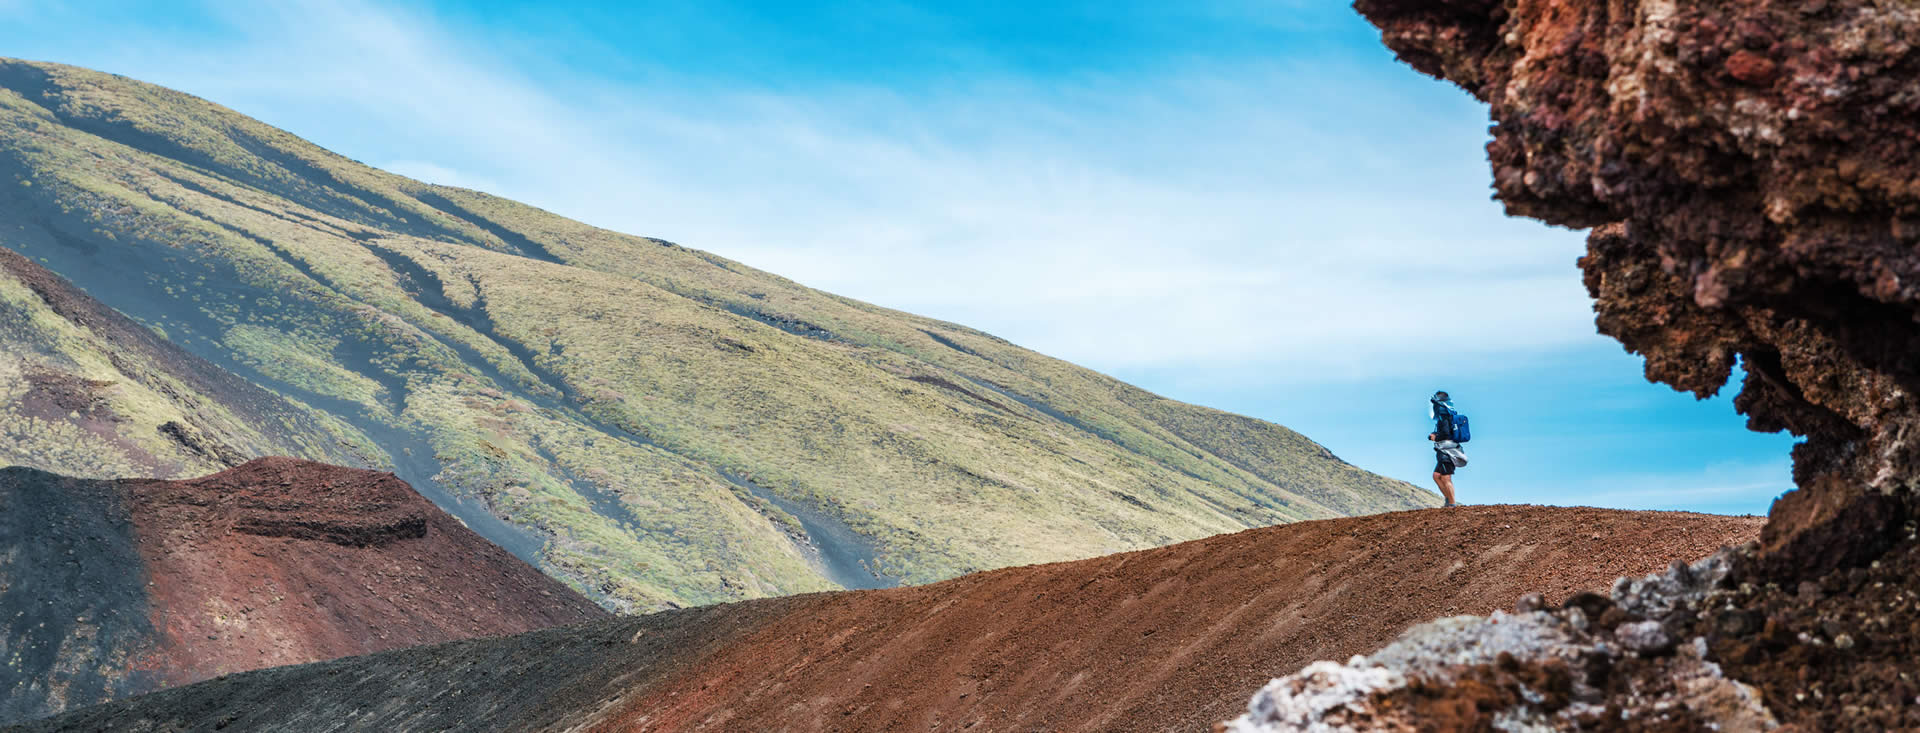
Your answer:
[12,505,1756,732]
[1220,2,1920,729]
[0,458,606,724]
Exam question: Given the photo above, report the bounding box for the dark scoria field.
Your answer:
[1679,526,1920,730]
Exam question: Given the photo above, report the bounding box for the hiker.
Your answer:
[1427,390,1469,507]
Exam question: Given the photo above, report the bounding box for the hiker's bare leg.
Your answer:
[1433,472,1456,506]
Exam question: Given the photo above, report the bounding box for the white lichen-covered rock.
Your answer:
[1610,550,1736,618]
[1221,553,1777,732]
[1667,653,1778,731]
[1219,661,1407,733]
[1614,620,1672,655]
[1222,612,1580,732]
[1365,611,1584,679]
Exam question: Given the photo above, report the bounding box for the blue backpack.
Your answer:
[1448,409,1472,443]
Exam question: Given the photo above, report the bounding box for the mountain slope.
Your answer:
[0,458,607,725]
[0,245,372,479]
[0,57,1437,611]
[14,507,1763,733]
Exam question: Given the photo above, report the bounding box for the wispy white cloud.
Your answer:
[1532,459,1793,516]
[0,0,1807,514]
[19,0,1597,383]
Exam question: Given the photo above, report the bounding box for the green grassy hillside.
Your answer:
[0,246,373,481]
[0,58,1437,611]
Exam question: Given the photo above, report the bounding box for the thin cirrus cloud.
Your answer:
[1,0,1599,383]
[1565,459,1794,516]
[0,0,1802,513]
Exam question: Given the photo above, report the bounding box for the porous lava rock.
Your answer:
[1221,549,1781,731]
[1222,1,1920,729]
[1354,0,1920,577]
[0,457,607,724]
[1224,522,1920,730]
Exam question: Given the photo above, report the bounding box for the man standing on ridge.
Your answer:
[1428,390,1466,508]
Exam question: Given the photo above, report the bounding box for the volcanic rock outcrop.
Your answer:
[1218,1,1920,729]
[0,458,607,724]
[1225,524,1920,731]
[16,505,1759,732]
[1354,0,1918,577]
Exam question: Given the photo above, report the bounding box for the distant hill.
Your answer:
[0,458,607,725]
[0,57,1437,612]
[16,506,1762,732]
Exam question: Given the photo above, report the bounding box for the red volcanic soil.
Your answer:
[20,505,1759,732]
[593,506,1760,732]
[0,458,605,724]
[126,457,607,686]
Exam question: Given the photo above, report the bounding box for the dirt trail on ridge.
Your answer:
[23,505,1759,732]
[595,505,1760,732]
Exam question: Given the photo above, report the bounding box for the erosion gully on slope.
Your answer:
[0,161,554,564]
[722,468,889,590]
[7,169,874,589]
[285,228,884,590]
[2,61,906,594]
[364,242,889,589]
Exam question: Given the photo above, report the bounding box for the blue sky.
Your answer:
[0,0,1797,514]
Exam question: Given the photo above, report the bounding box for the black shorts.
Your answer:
[1434,451,1456,476]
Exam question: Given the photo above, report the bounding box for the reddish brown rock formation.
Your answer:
[0,458,606,724]
[1354,0,1920,579]
[1227,2,1920,729]
[126,458,609,687]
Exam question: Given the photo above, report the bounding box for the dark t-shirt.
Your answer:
[1433,406,1459,473]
